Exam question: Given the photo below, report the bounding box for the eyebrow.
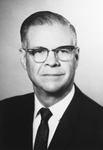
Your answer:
[28,45,75,50]
[27,46,48,50]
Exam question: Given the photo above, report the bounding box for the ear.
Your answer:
[74,47,80,69]
[19,48,27,70]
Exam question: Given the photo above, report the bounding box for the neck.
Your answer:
[33,83,74,107]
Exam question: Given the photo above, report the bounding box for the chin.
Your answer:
[41,79,67,92]
[43,84,64,93]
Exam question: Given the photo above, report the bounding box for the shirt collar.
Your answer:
[49,85,75,121]
[34,85,75,121]
[34,96,44,118]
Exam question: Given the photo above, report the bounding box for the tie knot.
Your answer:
[40,108,52,122]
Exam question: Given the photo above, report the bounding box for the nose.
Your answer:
[44,51,60,67]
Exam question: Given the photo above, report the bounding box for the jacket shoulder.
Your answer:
[0,93,34,112]
[75,85,103,123]
[75,85,103,108]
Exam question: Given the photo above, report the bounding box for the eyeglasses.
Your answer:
[24,45,77,63]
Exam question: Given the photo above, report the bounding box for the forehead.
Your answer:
[27,23,73,48]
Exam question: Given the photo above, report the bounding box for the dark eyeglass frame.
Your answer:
[23,45,78,63]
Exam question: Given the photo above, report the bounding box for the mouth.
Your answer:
[40,74,65,80]
[41,74,64,76]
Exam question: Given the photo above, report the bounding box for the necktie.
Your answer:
[34,108,52,150]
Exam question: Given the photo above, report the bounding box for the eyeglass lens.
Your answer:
[27,46,76,63]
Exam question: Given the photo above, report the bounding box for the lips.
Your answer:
[41,73,65,76]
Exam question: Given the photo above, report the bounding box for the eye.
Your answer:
[36,49,45,53]
[59,49,69,54]
[30,49,46,55]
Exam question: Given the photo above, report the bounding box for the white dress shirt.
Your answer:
[33,85,75,147]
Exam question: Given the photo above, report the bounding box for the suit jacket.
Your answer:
[0,85,103,150]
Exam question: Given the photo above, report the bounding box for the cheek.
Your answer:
[26,57,37,81]
[63,61,76,78]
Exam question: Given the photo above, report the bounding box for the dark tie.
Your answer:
[34,108,52,150]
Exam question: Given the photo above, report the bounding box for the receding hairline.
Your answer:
[20,11,77,46]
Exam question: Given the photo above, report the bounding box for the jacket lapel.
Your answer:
[19,93,34,149]
[48,86,84,150]
[0,93,34,150]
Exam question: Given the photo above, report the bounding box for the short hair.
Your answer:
[20,11,77,47]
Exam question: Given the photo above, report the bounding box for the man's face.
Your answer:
[21,23,79,93]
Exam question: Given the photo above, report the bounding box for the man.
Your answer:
[0,11,103,150]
